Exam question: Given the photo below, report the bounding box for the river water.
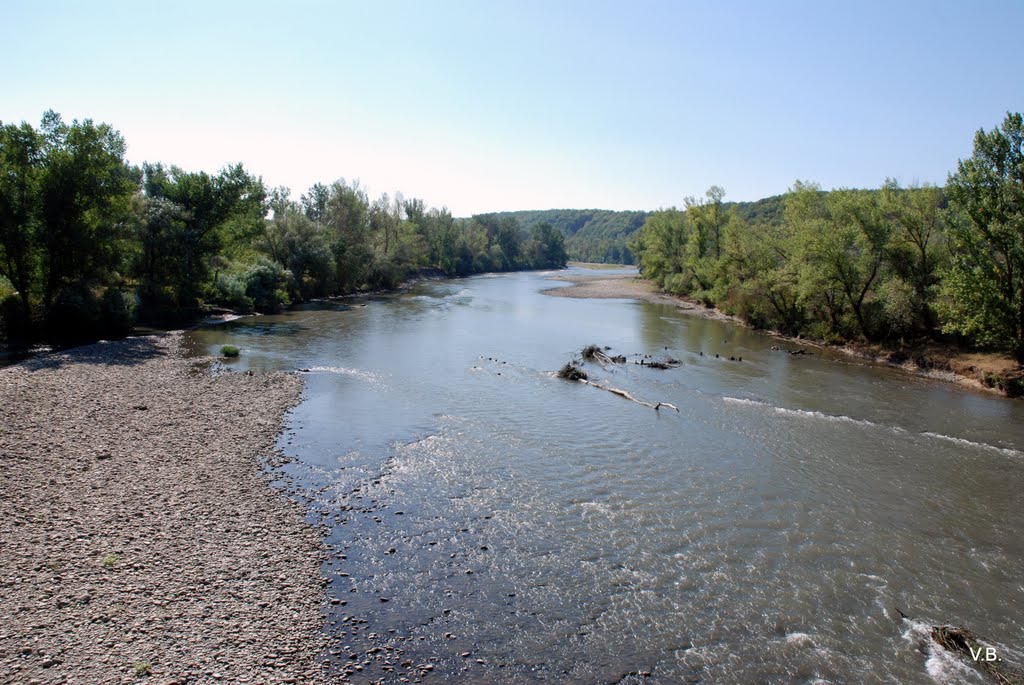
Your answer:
[186,267,1024,684]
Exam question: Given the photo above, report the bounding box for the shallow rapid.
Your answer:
[187,267,1024,684]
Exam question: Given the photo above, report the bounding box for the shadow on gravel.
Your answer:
[19,336,168,371]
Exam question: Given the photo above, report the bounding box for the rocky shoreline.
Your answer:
[0,333,330,684]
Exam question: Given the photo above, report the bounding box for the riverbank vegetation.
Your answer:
[631,112,1024,372]
[0,111,568,346]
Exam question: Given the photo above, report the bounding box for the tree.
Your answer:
[0,112,137,340]
[139,162,265,311]
[0,121,43,335]
[300,182,329,226]
[632,208,687,290]
[526,222,568,269]
[943,112,1024,357]
[880,180,947,334]
[258,203,334,301]
[323,180,371,291]
[721,214,804,333]
[789,183,890,340]
[37,112,137,313]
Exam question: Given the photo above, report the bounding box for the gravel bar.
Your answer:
[0,333,330,684]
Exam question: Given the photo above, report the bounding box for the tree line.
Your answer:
[0,111,568,345]
[631,112,1024,359]
[480,209,649,264]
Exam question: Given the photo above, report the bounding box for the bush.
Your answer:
[97,288,136,338]
[45,285,99,344]
[244,258,291,313]
[220,345,240,358]
[209,273,254,313]
[0,293,30,341]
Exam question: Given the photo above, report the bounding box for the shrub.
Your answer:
[45,285,100,344]
[0,292,29,341]
[97,287,136,338]
[220,345,240,358]
[244,258,291,313]
[209,272,254,313]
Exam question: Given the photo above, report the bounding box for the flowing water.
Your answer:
[186,268,1024,684]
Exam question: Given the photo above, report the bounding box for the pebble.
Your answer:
[0,334,331,684]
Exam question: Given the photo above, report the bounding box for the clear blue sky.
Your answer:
[3,0,1022,215]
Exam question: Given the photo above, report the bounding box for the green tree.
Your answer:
[259,203,334,301]
[0,121,43,335]
[721,214,804,333]
[0,112,137,341]
[632,208,687,291]
[526,222,568,268]
[140,162,265,311]
[789,183,890,340]
[942,112,1024,356]
[324,180,371,291]
[880,180,947,335]
[37,113,137,316]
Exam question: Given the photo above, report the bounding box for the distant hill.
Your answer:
[732,194,786,226]
[472,209,648,264]
[476,195,787,265]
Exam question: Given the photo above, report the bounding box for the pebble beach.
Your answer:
[0,333,329,684]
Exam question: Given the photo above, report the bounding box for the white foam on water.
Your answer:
[920,432,1023,458]
[722,396,765,407]
[901,620,986,685]
[785,631,814,646]
[722,396,887,430]
[723,397,1022,458]
[771,406,881,428]
[306,366,385,382]
[579,501,613,517]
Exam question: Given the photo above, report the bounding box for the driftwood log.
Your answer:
[579,379,679,412]
[561,345,680,412]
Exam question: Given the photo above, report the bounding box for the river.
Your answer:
[185,267,1024,684]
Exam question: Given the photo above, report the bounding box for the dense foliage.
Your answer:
[478,209,648,264]
[0,112,567,345]
[482,200,787,266]
[4,109,1020,358]
[632,112,1024,358]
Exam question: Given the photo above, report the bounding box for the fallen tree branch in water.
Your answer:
[579,379,679,412]
[557,361,588,381]
[930,625,1024,685]
[581,344,615,366]
[897,608,1024,685]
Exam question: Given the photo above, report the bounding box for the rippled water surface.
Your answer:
[186,268,1024,684]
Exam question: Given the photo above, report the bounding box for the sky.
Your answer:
[3,0,1023,216]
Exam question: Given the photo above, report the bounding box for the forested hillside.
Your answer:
[0,112,568,346]
[475,209,648,264]
[482,197,787,265]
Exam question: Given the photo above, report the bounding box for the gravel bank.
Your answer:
[543,272,739,321]
[0,333,329,684]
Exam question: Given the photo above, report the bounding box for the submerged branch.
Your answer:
[930,625,1023,685]
[579,379,679,412]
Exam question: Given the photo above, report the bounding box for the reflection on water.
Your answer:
[186,268,1024,684]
